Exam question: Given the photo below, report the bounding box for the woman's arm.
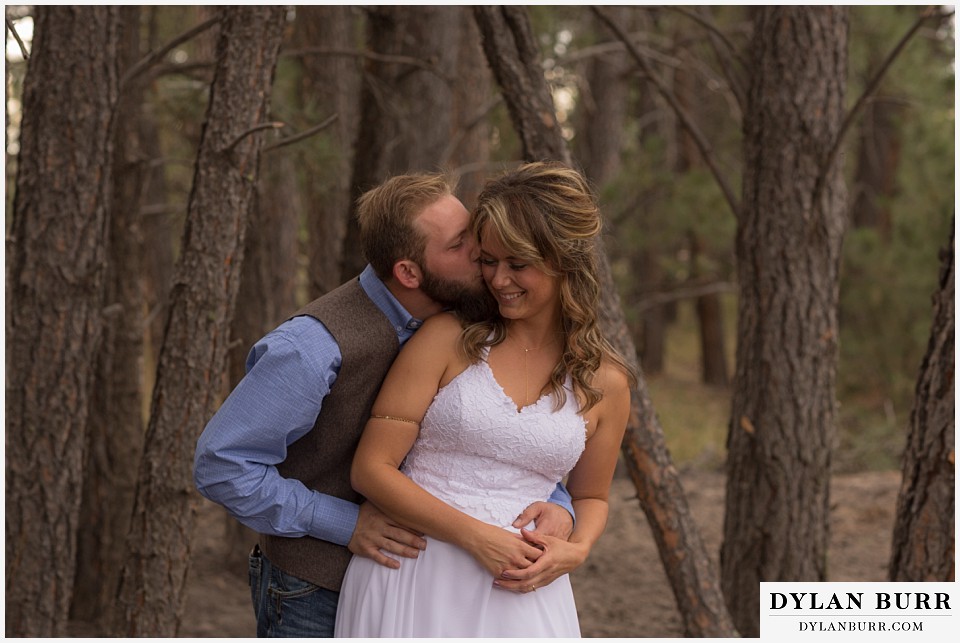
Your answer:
[351,314,545,576]
[497,361,631,592]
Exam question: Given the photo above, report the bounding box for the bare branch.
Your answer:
[146,60,215,81]
[5,17,29,60]
[282,46,448,81]
[668,6,748,69]
[682,6,747,112]
[634,281,737,313]
[140,203,186,218]
[222,122,285,153]
[559,36,683,69]
[439,95,503,166]
[812,6,954,207]
[120,16,219,90]
[591,6,741,219]
[263,114,339,153]
[448,159,525,185]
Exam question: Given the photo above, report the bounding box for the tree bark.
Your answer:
[112,7,285,636]
[850,95,901,239]
[689,232,729,386]
[447,9,494,209]
[296,5,363,297]
[889,223,955,581]
[71,6,146,628]
[696,292,729,386]
[341,5,462,281]
[139,7,176,355]
[474,6,737,637]
[574,6,634,187]
[5,6,121,637]
[638,250,667,376]
[472,6,571,167]
[674,41,729,387]
[721,7,848,637]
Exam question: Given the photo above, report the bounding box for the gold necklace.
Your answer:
[507,334,557,407]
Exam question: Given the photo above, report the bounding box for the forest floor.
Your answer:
[172,466,901,638]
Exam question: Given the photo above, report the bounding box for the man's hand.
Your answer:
[347,501,426,569]
[512,501,574,539]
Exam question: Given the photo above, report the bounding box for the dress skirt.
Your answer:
[334,534,581,638]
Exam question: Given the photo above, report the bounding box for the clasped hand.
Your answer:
[466,500,585,594]
[493,529,588,594]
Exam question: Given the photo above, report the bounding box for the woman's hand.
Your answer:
[462,523,545,580]
[494,528,589,593]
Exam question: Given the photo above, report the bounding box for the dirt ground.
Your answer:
[178,468,901,638]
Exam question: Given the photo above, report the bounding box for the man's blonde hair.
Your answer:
[356,173,455,279]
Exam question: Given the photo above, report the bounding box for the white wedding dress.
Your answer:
[334,354,587,638]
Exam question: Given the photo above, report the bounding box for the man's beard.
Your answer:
[419,266,498,325]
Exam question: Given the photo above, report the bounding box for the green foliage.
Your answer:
[647,298,735,469]
[5,5,950,476]
[568,6,953,471]
[835,6,954,471]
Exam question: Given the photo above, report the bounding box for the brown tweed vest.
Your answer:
[259,277,399,591]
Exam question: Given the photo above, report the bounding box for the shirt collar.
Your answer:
[358,264,424,340]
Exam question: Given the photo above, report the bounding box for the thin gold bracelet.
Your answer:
[370,414,420,426]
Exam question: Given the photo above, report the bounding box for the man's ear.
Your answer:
[393,259,422,289]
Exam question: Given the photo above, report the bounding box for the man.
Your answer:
[194,173,574,637]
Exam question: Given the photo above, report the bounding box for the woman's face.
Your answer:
[478,222,560,323]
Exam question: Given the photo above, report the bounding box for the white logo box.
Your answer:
[760,582,955,641]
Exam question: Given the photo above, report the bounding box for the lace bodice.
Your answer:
[401,356,586,528]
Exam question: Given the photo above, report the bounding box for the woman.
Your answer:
[334,162,634,637]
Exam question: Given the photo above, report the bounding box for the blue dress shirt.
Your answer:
[194,264,572,548]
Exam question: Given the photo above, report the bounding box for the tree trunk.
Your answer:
[341,5,462,281]
[721,7,848,637]
[850,95,902,239]
[889,224,955,581]
[4,6,121,637]
[696,292,729,386]
[70,6,146,628]
[632,21,671,376]
[112,7,285,636]
[472,6,571,166]
[139,8,176,356]
[446,9,494,209]
[675,44,729,387]
[638,250,667,375]
[473,6,737,637]
[688,232,729,386]
[296,5,362,298]
[574,6,634,187]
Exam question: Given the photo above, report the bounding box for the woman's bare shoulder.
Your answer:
[596,357,631,397]
[419,311,465,337]
[402,311,463,352]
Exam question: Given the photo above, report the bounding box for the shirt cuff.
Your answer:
[309,493,361,547]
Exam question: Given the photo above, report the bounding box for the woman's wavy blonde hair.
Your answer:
[459,161,635,413]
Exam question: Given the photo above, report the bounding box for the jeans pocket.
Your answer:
[269,566,321,600]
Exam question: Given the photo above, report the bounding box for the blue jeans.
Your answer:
[249,544,340,637]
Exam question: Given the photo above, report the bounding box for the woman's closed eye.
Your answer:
[480,257,528,271]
